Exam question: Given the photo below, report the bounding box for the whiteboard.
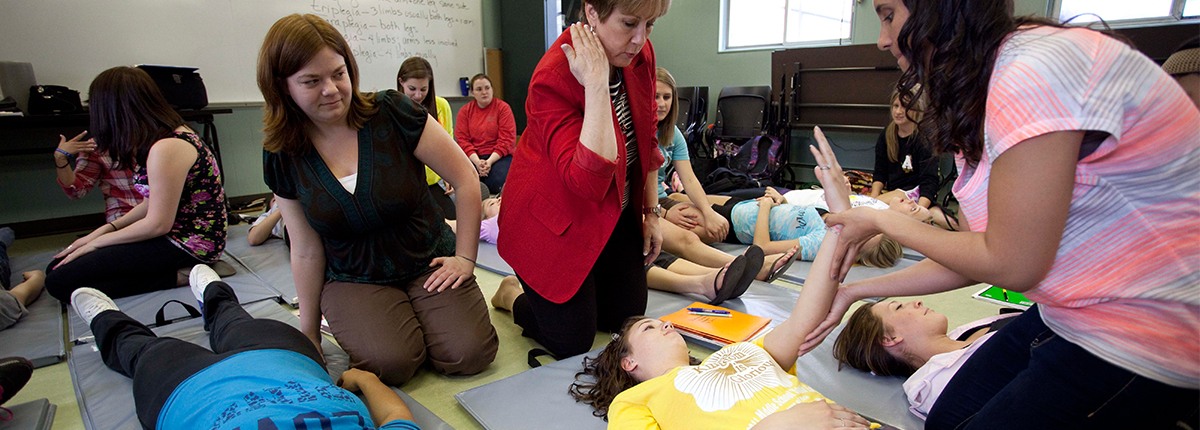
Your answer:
[0,0,483,104]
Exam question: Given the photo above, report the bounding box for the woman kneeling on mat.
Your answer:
[46,67,227,302]
[69,266,419,430]
[258,14,497,386]
[570,130,872,429]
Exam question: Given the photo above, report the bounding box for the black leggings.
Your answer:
[512,204,648,358]
[45,236,202,302]
[93,282,323,430]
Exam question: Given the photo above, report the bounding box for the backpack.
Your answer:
[686,124,724,185]
[729,135,784,184]
[704,167,762,194]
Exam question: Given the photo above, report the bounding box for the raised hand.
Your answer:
[561,23,610,89]
[57,131,96,156]
[808,127,850,214]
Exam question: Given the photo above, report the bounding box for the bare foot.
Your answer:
[491,275,523,311]
[700,261,735,301]
[757,246,798,281]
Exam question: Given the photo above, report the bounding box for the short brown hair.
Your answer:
[257,14,377,154]
[857,234,902,268]
[579,0,672,22]
[833,303,918,377]
[397,57,439,122]
[468,73,492,93]
[88,66,185,169]
[654,67,679,147]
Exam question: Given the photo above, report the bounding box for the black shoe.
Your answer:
[0,356,34,406]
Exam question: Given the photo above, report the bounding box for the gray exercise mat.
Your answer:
[710,242,916,290]
[475,242,514,277]
[793,324,925,430]
[903,247,926,261]
[223,224,300,305]
[66,253,282,343]
[0,251,65,368]
[0,398,55,430]
[456,325,923,430]
[68,300,451,430]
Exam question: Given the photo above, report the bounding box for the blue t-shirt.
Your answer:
[730,201,826,261]
[656,126,690,198]
[159,349,420,430]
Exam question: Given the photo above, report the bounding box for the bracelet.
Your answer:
[55,159,70,169]
[107,222,118,232]
[456,254,476,264]
[54,148,73,158]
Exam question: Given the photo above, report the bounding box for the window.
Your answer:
[722,0,855,52]
[1054,0,1200,25]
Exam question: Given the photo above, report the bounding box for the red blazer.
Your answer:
[497,30,664,304]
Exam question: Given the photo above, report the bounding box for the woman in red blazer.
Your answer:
[494,0,671,358]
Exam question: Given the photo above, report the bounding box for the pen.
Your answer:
[687,307,730,314]
[689,311,732,318]
[1001,289,1009,301]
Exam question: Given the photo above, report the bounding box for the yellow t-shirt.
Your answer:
[607,339,828,430]
[424,96,457,186]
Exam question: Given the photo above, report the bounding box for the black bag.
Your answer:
[27,85,82,115]
[136,65,208,110]
[729,135,784,185]
[687,124,724,184]
[704,167,762,194]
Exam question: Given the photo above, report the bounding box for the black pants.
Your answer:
[45,237,202,302]
[429,183,457,220]
[93,282,323,430]
[512,204,648,358]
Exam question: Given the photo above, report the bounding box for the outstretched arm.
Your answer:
[339,369,414,426]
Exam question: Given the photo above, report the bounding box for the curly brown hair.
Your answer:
[569,316,699,419]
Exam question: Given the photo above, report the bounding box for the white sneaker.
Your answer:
[70,288,118,326]
[189,264,222,305]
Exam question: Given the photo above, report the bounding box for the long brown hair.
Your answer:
[570,316,699,419]
[397,57,438,122]
[257,14,377,154]
[654,67,679,147]
[884,87,924,163]
[88,67,185,170]
[894,0,1070,167]
[833,303,918,377]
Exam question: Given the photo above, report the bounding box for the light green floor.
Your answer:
[7,230,1002,430]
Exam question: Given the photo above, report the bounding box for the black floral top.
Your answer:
[263,91,456,284]
[133,131,227,263]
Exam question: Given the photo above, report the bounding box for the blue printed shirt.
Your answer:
[158,349,419,430]
[730,201,826,261]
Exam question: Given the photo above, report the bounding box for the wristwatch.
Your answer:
[643,204,663,217]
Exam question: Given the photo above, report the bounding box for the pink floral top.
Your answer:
[133,131,227,262]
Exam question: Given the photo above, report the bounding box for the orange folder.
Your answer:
[659,302,772,346]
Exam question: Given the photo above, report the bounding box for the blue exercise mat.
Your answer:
[223,224,299,305]
[0,251,65,368]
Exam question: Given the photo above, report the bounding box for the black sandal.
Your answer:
[708,255,748,305]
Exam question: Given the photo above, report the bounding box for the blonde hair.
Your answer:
[257,14,377,154]
[884,87,925,163]
[857,234,902,268]
[655,67,679,147]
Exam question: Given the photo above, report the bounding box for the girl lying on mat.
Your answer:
[664,188,902,267]
[569,128,874,430]
[833,302,1021,420]
[68,265,420,430]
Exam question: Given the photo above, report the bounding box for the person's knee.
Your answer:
[427,327,498,375]
[351,342,427,386]
[43,271,74,302]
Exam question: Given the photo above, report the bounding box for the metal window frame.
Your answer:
[719,0,856,53]
[1049,0,1200,28]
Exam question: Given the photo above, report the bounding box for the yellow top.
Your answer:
[607,338,829,430]
[424,96,456,186]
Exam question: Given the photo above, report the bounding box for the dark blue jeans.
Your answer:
[481,155,512,195]
[927,306,1199,430]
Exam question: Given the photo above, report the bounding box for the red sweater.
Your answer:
[455,98,516,159]
[496,31,663,303]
